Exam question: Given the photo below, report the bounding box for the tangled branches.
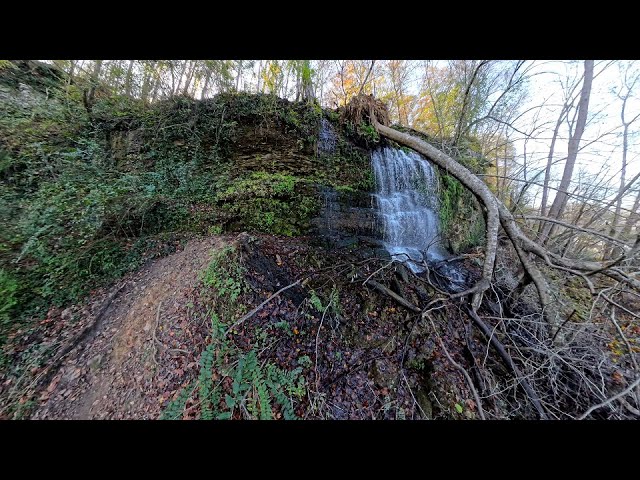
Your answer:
[347,96,640,419]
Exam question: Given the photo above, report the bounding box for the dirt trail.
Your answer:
[33,236,227,419]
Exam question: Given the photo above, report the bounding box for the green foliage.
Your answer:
[357,122,380,144]
[202,246,246,305]
[160,256,308,420]
[439,173,485,253]
[0,64,363,364]
[0,269,18,329]
[163,299,306,420]
[0,61,16,72]
[161,383,193,420]
[406,357,426,371]
[329,285,341,313]
[217,172,318,236]
[316,133,374,193]
[297,355,312,369]
[207,225,223,235]
[272,174,295,195]
[308,285,341,318]
[274,320,293,336]
[309,290,324,311]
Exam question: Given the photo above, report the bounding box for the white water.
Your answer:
[372,147,447,272]
[318,117,338,155]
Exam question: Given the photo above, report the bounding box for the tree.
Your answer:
[606,63,640,258]
[538,60,594,246]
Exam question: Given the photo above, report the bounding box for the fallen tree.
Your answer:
[345,95,640,337]
[341,94,640,419]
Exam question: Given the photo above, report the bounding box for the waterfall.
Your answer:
[372,146,447,272]
[318,117,337,155]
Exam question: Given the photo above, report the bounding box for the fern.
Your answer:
[161,383,192,420]
[163,268,308,421]
[309,290,323,312]
[251,359,272,420]
[198,344,216,420]
[329,285,341,316]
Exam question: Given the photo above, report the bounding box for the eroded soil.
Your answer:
[32,236,229,419]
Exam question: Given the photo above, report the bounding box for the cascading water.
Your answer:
[372,146,448,272]
[318,117,338,155]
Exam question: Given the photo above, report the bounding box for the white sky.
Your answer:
[491,60,640,207]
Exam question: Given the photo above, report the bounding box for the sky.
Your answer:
[378,59,640,207]
[486,60,640,208]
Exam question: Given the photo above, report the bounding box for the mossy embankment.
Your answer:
[0,61,376,352]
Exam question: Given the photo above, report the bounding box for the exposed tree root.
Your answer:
[224,279,303,337]
[425,312,486,420]
[363,277,421,313]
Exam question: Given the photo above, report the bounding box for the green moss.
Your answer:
[439,173,485,253]
[561,275,593,322]
[217,172,319,236]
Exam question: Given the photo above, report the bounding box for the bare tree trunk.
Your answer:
[607,87,640,257]
[201,67,212,100]
[584,170,640,231]
[453,60,488,145]
[83,60,103,117]
[357,60,376,96]
[182,61,196,96]
[622,190,640,239]
[125,60,134,96]
[340,61,348,105]
[168,62,177,95]
[539,104,569,221]
[151,72,161,102]
[92,60,103,83]
[606,121,629,259]
[141,61,155,102]
[283,62,291,98]
[539,60,594,246]
[174,61,188,95]
[235,60,242,92]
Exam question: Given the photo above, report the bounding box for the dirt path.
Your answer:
[32,236,227,419]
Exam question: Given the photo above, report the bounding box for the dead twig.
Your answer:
[224,279,303,337]
[364,278,421,313]
[315,303,331,390]
[151,301,162,367]
[578,375,640,419]
[425,313,486,420]
[465,307,549,420]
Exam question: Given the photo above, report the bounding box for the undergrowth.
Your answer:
[0,63,356,354]
[162,245,306,420]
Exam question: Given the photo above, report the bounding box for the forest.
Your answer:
[0,59,638,420]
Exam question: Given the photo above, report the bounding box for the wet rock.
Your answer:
[311,186,381,249]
